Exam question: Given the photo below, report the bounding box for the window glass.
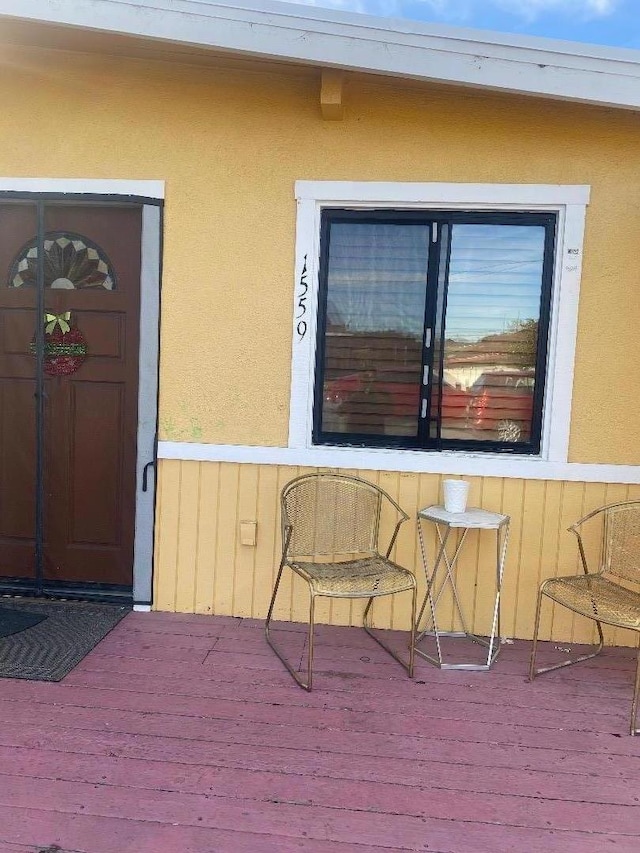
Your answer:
[441,224,546,443]
[320,222,429,437]
[314,212,553,454]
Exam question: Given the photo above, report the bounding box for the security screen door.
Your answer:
[0,200,142,597]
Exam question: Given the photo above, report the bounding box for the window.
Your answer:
[313,210,556,454]
[9,232,116,290]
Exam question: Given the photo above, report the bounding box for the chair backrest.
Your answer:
[281,473,389,559]
[602,502,640,585]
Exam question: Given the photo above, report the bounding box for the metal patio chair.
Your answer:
[529,500,640,735]
[265,472,417,690]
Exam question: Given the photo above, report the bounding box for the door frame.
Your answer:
[0,178,164,608]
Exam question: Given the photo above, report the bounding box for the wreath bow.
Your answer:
[45,312,71,334]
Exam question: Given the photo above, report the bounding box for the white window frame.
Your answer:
[288,181,589,475]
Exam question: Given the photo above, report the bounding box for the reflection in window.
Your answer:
[441,225,545,444]
[314,212,554,454]
[320,222,428,438]
[8,232,116,290]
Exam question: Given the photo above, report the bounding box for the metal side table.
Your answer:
[415,505,510,671]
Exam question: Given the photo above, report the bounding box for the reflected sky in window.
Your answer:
[325,221,546,343]
[326,222,428,339]
[445,224,546,342]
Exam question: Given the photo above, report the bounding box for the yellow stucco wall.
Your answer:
[1,43,640,463]
[154,460,640,646]
[2,41,640,638]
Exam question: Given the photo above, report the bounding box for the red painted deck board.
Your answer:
[0,613,639,853]
[0,676,626,734]
[64,659,630,717]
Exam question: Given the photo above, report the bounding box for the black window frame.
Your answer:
[312,208,557,455]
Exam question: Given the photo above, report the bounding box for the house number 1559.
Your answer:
[296,254,309,340]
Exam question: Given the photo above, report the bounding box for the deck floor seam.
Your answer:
[2,795,638,840]
[56,676,633,718]
[0,697,626,740]
[18,681,634,713]
[75,657,638,696]
[0,800,638,853]
[0,765,638,811]
[0,739,636,789]
[0,697,636,757]
[1,712,638,763]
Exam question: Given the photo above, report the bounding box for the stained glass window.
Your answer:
[8,232,116,290]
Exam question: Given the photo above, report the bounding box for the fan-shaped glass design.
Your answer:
[8,232,116,290]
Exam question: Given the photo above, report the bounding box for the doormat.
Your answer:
[0,599,130,681]
[0,606,48,638]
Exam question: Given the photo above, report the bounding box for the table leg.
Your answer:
[436,524,471,636]
[485,520,510,667]
[415,516,510,671]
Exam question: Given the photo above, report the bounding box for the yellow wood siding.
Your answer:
[154,460,640,646]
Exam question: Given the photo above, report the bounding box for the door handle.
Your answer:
[142,436,158,493]
[142,459,156,493]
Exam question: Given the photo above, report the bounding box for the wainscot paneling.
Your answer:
[154,460,640,646]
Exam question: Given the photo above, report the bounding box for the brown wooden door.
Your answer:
[0,203,38,582]
[0,202,142,591]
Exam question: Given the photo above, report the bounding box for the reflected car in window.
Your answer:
[322,370,420,436]
[466,370,535,442]
[322,371,470,438]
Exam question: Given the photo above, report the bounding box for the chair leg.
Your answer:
[528,587,544,682]
[306,593,316,692]
[265,563,314,691]
[528,589,605,681]
[363,585,417,678]
[631,641,640,736]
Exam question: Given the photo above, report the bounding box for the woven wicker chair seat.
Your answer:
[288,556,415,598]
[542,575,640,630]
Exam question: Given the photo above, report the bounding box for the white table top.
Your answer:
[418,505,509,529]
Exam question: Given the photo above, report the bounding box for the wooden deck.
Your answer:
[0,611,639,853]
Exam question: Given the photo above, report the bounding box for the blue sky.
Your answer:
[294,1,640,50]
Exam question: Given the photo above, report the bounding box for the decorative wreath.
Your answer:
[31,312,88,377]
[8,232,111,377]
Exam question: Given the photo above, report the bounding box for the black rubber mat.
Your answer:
[0,598,129,681]
[0,605,48,638]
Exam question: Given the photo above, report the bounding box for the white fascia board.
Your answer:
[4,0,640,112]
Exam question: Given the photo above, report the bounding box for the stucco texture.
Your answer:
[1,44,639,464]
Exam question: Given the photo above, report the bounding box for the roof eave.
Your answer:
[4,0,640,111]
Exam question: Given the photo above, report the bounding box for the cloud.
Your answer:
[491,0,618,21]
[293,0,401,13]
[292,0,620,23]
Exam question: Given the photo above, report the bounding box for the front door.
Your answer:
[0,201,142,596]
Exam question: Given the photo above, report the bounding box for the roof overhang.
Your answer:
[3,0,640,111]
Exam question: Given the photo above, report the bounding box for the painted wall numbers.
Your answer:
[296,254,309,340]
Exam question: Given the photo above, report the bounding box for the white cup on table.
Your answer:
[443,479,469,514]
